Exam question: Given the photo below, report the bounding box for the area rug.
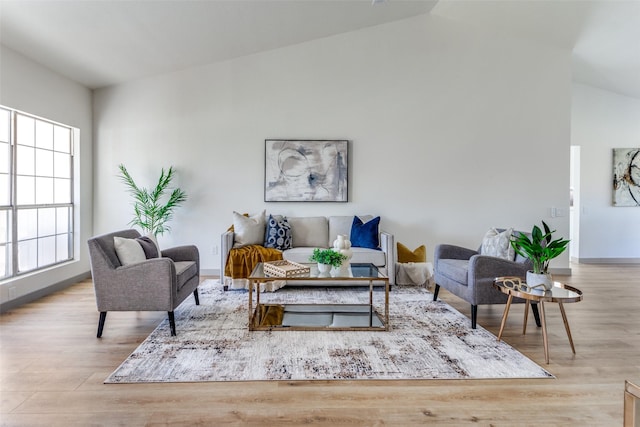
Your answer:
[105,280,553,383]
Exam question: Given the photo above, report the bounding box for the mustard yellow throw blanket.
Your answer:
[224,245,283,279]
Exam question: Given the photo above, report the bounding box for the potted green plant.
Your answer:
[118,164,187,236]
[309,248,347,274]
[510,220,570,290]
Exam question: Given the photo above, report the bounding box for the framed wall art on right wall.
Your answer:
[612,147,640,206]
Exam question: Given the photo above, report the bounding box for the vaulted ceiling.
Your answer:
[1,0,639,98]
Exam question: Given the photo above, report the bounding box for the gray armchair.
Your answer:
[433,229,540,329]
[87,229,200,337]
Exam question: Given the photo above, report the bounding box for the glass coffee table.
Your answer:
[248,262,390,331]
[493,276,583,364]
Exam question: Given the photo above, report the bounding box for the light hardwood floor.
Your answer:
[1,263,639,426]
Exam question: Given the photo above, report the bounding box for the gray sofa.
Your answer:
[221,215,395,288]
[87,229,200,337]
[433,229,540,329]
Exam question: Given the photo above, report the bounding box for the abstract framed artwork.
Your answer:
[613,148,640,206]
[265,139,348,202]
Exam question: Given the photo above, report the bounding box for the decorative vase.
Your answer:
[333,234,353,262]
[331,264,350,277]
[526,271,554,291]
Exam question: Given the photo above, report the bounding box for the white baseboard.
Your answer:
[201,268,221,277]
[549,267,572,275]
[0,271,91,313]
[578,258,640,264]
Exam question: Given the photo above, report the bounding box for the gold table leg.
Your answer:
[558,301,576,354]
[248,279,253,330]
[523,300,530,335]
[539,301,549,364]
[369,279,373,328]
[497,294,513,341]
[385,279,389,331]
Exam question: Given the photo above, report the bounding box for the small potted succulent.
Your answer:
[510,220,570,290]
[309,248,347,274]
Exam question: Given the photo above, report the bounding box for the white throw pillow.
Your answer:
[233,210,266,247]
[114,236,147,266]
[481,228,515,260]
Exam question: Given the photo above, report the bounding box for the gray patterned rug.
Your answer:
[105,280,553,383]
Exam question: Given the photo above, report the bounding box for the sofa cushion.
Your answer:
[349,247,386,266]
[281,247,317,264]
[288,216,328,248]
[264,215,292,250]
[175,261,198,290]
[350,216,380,249]
[437,259,469,285]
[480,228,515,260]
[233,210,266,248]
[282,246,387,267]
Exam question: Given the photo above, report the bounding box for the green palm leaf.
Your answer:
[118,164,187,236]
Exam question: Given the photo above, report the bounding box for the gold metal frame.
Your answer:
[493,276,583,364]
[248,263,390,331]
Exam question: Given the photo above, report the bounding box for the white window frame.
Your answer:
[0,106,75,279]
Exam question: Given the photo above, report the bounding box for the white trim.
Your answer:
[578,258,640,264]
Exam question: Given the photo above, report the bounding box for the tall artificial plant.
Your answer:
[117,164,187,236]
[510,220,570,274]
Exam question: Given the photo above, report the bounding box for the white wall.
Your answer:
[93,14,573,274]
[571,83,640,261]
[0,46,94,304]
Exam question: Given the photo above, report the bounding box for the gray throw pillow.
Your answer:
[136,236,159,258]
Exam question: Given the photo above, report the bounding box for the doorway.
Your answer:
[569,146,580,261]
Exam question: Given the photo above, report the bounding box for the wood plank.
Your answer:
[0,265,638,425]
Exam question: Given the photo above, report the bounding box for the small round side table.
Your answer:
[493,276,583,364]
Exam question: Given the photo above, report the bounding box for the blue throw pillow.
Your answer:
[264,215,293,250]
[350,216,380,249]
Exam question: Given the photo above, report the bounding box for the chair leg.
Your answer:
[433,284,440,301]
[471,305,478,329]
[168,311,176,336]
[531,303,542,327]
[97,312,107,338]
[193,289,200,305]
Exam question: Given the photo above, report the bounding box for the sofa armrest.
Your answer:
[162,245,199,267]
[380,231,395,285]
[434,244,477,263]
[221,230,234,277]
[468,254,528,280]
[467,254,529,303]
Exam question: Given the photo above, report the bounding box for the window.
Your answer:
[0,106,75,279]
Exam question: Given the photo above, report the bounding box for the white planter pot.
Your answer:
[317,263,331,275]
[526,271,554,291]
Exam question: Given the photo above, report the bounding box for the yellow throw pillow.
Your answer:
[397,242,426,263]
